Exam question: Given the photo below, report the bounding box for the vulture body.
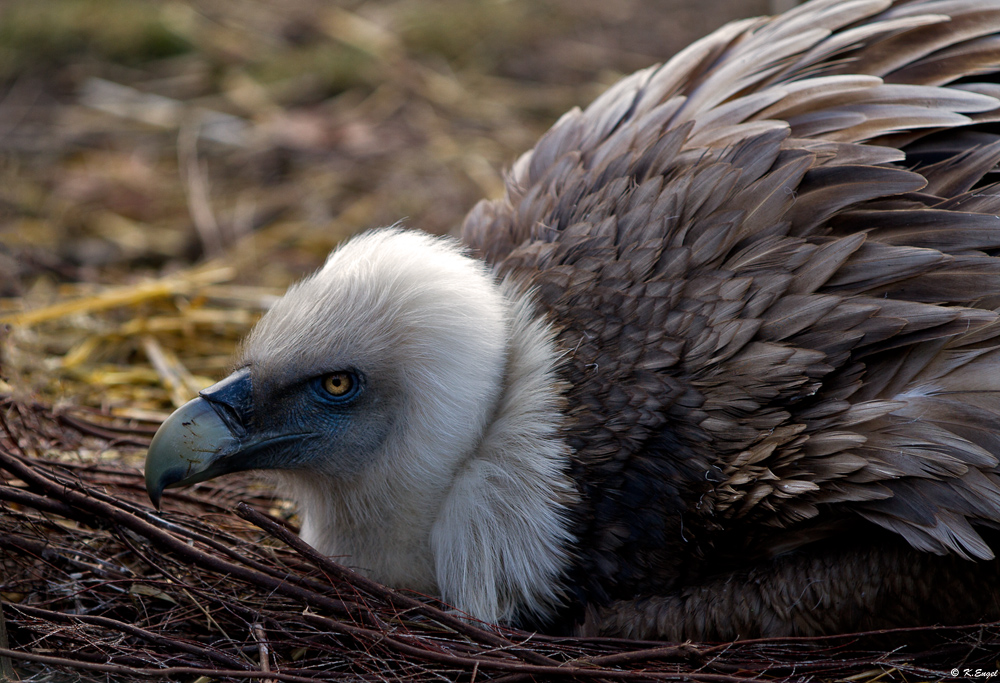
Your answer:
[147,0,1000,640]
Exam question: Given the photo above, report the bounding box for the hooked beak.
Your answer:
[144,396,240,508]
[144,368,251,509]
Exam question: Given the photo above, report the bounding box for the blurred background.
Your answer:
[0,0,792,425]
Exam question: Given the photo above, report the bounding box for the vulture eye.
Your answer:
[321,371,357,399]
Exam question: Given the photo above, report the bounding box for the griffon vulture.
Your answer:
[146,0,1000,640]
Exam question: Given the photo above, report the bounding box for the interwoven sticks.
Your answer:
[1,399,997,682]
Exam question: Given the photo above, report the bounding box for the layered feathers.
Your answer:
[460,0,1000,637]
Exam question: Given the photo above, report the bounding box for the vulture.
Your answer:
[146,0,1000,640]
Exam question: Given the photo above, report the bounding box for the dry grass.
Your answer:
[0,0,770,413]
[0,0,766,414]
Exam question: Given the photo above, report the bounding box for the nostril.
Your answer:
[199,367,254,436]
[204,398,249,436]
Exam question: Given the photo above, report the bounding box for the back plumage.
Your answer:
[463,0,1000,638]
[146,0,1000,640]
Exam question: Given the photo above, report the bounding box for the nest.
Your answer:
[1,397,998,683]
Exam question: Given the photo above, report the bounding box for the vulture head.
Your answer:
[146,228,575,624]
[148,0,1000,640]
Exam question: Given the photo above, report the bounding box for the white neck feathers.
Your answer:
[431,280,577,623]
[264,229,575,625]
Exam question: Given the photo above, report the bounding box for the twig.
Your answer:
[9,604,249,672]
[0,606,14,683]
[583,645,706,667]
[141,335,203,408]
[179,122,225,259]
[56,412,153,446]
[253,623,274,683]
[0,649,317,682]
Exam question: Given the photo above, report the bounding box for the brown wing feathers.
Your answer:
[463,0,1000,635]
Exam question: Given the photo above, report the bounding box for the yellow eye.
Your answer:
[322,372,355,397]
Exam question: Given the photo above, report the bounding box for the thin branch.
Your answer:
[0,649,320,682]
[10,604,249,672]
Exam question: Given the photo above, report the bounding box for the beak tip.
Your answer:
[147,486,163,510]
[145,466,166,509]
[144,395,236,510]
